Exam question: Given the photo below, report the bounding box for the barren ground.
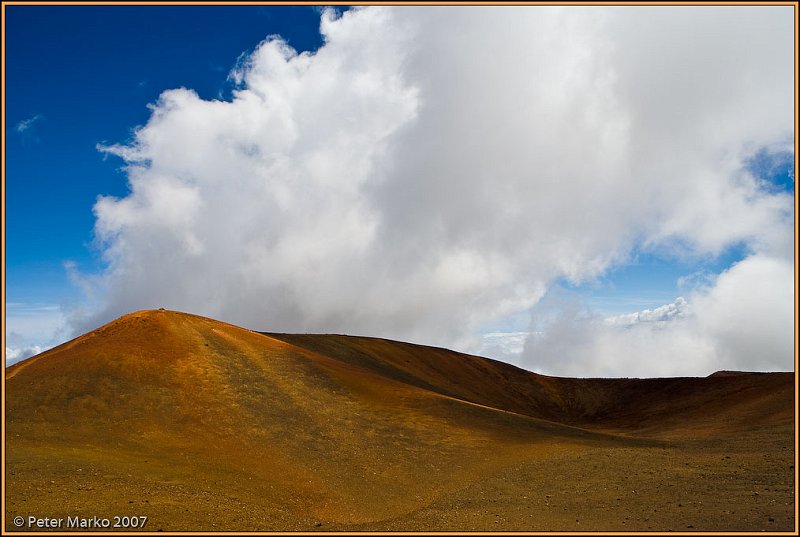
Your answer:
[5,310,796,532]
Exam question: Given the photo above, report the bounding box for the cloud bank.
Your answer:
[73,6,793,376]
[523,253,794,377]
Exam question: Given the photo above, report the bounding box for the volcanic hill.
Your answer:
[5,309,796,532]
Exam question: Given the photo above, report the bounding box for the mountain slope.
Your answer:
[267,332,794,435]
[5,309,795,531]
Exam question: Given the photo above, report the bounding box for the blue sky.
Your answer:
[7,5,325,304]
[4,6,795,376]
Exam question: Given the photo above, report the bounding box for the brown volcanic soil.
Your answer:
[5,309,796,532]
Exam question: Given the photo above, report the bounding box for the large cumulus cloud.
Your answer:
[74,6,793,376]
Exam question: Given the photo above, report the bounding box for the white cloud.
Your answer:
[605,297,689,327]
[691,254,794,371]
[5,345,45,364]
[520,254,794,377]
[69,6,793,376]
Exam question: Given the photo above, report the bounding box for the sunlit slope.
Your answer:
[7,309,612,442]
[6,309,620,527]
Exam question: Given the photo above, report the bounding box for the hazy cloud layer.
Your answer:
[73,6,793,376]
[523,253,794,377]
[5,304,65,366]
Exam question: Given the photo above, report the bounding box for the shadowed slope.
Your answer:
[267,332,794,436]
